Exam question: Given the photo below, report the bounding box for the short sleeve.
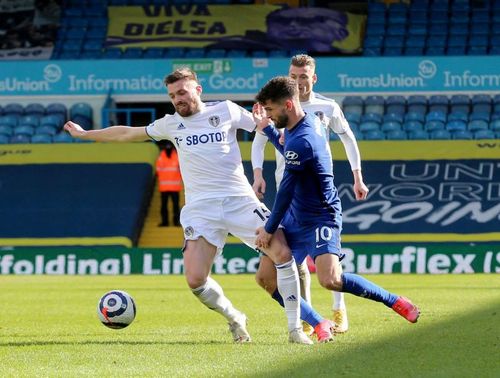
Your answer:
[146,116,171,141]
[328,102,350,134]
[227,101,255,132]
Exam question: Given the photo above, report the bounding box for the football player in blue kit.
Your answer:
[252,76,420,325]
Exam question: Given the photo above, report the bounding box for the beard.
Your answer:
[175,101,196,117]
[274,113,289,129]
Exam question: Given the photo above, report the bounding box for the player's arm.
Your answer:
[251,132,268,199]
[329,107,369,200]
[64,121,149,142]
[264,168,298,234]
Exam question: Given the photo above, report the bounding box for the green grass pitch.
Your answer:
[0,274,498,377]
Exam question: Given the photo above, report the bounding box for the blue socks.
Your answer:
[341,273,398,307]
[272,289,323,327]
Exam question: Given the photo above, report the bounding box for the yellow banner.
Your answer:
[106,5,365,53]
[106,5,280,49]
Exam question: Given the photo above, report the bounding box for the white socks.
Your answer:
[192,276,240,322]
[297,260,312,305]
[275,258,301,331]
[333,291,346,311]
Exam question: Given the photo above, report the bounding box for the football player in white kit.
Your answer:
[64,68,313,345]
[251,55,369,334]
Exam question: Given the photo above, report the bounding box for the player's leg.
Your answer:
[315,253,420,323]
[296,260,314,335]
[227,197,312,344]
[331,260,348,333]
[183,237,251,342]
[255,254,322,337]
[182,199,251,343]
[171,191,181,226]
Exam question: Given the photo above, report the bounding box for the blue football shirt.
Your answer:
[263,113,342,233]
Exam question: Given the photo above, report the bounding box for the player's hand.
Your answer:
[255,227,272,249]
[278,130,285,145]
[353,181,369,200]
[64,121,86,138]
[252,103,269,132]
[252,177,266,200]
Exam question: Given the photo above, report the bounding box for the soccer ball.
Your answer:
[97,290,136,329]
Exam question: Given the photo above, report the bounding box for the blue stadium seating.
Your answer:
[0,125,13,137]
[4,103,24,116]
[0,134,9,144]
[53,132,74,143]
[9,134,31,144]
[452,130,473,140]
[386,130,407,140]
[408,130,429,140]
[363,130,385,140]
[430,129,451,140]
[0,115,19,128]
[474,129,496,139]
[31,134,53,144]
[25,103,45,117]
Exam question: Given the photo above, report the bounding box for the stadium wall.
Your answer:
[0,143,158,248]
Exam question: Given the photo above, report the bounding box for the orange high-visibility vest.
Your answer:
[156,149,182,192]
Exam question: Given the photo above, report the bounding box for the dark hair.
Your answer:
[290,54,316,69]
[256,76,298,104]
[164,68,198,86]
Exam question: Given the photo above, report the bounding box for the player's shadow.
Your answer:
[253,299,500,377]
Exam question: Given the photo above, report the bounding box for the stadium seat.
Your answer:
[0,115,19,128]
[490,119,500,131]
[9,134,31,144]
[448,112,468,123]
[121,48,143,59]
[386,130,407,140]
[474,129,495,139]
[31,134,53,144]
[470,112,490,123]
[493,94,500,113]
[53,132,73,143]
[342,96,364,115]
[446,120,467,132]
[452,130,473,140]
[405,111,425,124]
[0,125,13,137]
[383,113,404,124]
[46,103,68,119]
[425,120,445,132]
[468,119,489,131]
[386,95,406,114]
[184,48,205,58]
[407,96,427,114]
[359,121,380,133]
[25,103,45,117]
[471,94,492,113]
[14,125,35,136]
[408,129,429,140]
[363,130,385,140]
[36,125,58,136]
[70,103,93,121]
[164,47,186,58]
[344,112,361,125]
[3,103,24,116]
[226,49,247,58]
[0,134,9,144]
[40,114,64,130]
[404,46,425,56]
[364,96,385,115]
[381,121,402,132]
[429,95,449,113]
[426,111,447,123]
[101,48,122,59]
[361,112,383,124]
[143,48,165,59]
[426,46,445,56]
[19,115,40,128]
[468,46,488,55]
[430,129,451,140]
[403,121,424,132]
[450,95,470,114]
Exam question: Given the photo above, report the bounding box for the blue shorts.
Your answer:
[281,211,344,265]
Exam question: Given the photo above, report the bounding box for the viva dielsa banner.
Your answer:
[106,5,365,53]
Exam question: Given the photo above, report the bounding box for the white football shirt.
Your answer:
[147,100,257,203]
[252,92,358,188]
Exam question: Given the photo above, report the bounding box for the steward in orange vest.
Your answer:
[156,141,182,226]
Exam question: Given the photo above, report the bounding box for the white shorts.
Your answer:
[180,196,271,253]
